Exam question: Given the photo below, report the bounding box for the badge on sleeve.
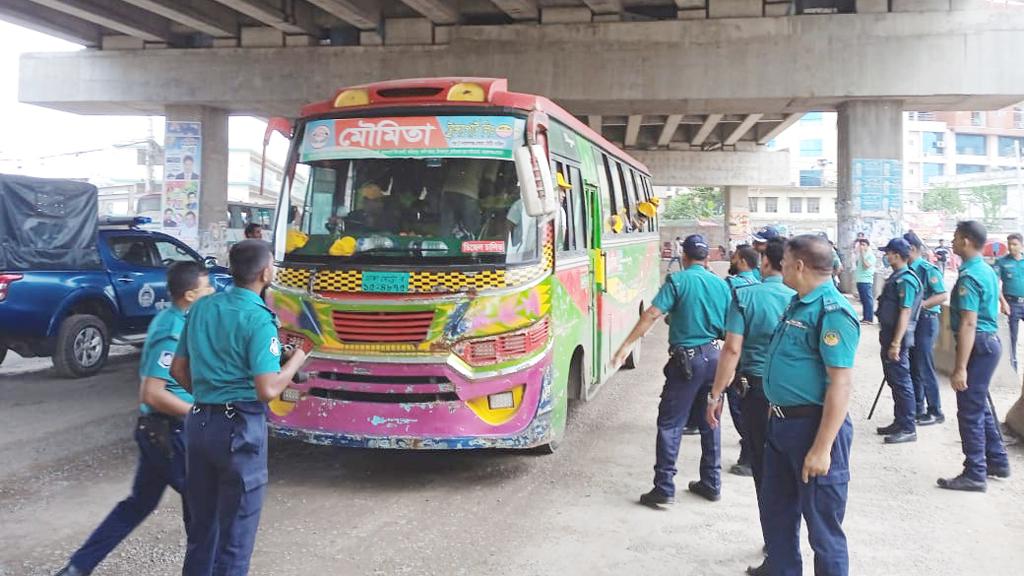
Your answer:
[959,285,968,296]
[270,337,281,357]
[822,330,840,347]
[929,274,938,284]
[158,350,173,368]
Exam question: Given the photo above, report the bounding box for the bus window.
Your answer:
[569,166,587,250]
[605,157,625,233]
[617,163,636,232]
[596,153,613,235]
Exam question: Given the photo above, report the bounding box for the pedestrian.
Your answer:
[706,236,795,576]
[56,262,214,576]
[993,232,1024,372]
[854,238,876,324]
[934,239,950,273]
[938,221,1011,492]
[904,231,948,425]
[752,225,782,281]
[722,244,761,476]
[759,234,860,576]
[171,240,308,575]
[667,236,682,273]
[874,238,923,445]
[243,222,263,240]
[613,234,730,506]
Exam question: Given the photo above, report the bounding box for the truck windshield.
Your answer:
[286,157,538,265]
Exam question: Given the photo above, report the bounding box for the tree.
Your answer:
[966,184,1007,228]
[921,185,963,214]
[662,186,724,220]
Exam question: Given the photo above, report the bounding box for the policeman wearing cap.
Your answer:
[723,244,761,476]
[993,232,1024,371]
[706,237,795,576]
[752,226,782,281]
[760,234,859,576]
[903,231,948,425]
[614,234,730,506]
[874,238,923,445]
[171,240,308,574]
[938,220,1011,492]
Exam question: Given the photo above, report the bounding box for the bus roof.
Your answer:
[299,77,650,175]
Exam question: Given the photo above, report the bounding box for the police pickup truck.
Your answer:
[0,174,230,377]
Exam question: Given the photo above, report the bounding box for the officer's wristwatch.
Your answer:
[707,392,722,405]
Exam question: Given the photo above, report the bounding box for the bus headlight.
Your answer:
[452,318,549,366]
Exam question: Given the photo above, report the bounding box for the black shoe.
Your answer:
[729,462,753,477]
[55,565,90,576]
[884,430,917,444]
[916,413,939,426]
[682,426,700,436]
[876,422,900,436]
[687,480,721,502]
[931,413,946,424]
[639,488,674,507]
[746,560,769,576]
[988,465,1011,479]
[937,474,987,492]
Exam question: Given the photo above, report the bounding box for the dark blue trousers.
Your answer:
[1007,300,1024,371]
[880,336,916,433]
[909,313,942,417]
[762,416,852,576]
[741,378,769,545]
[856,282,874,322]
[183,401,268,576]
[958,334,1010,481]
[70,418,188,573]
[726,380,748,464]
[654,347,721,497]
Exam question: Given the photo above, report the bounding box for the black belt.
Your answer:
[669,341,720,358]
[1007,296,1024,304]
[769,403,822,419]
[921,310,939,317]
[192,401,262,417]
[742,374,763,387]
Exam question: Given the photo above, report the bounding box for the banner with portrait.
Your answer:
[163,121,202,246]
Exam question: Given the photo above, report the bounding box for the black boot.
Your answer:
[746,559,768,576]
[875,422,900,436]
[687,480,721,502]
[639,488,675,507]
[936,474,986,492]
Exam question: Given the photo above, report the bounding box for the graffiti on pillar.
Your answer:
[163,121,202,247]
[727,210,750,244]
[853,158,902,213]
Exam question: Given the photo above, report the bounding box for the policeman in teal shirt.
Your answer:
[614,234,730,506]
[722,244,761,476]
[58,262,213,576]
[938,221,1010,492]
[993,232,1024,371]
[172,240,307,575]
[752,225,782,281]
[760,234,860,576]
[706,237,795,576]
[904,231,948,424]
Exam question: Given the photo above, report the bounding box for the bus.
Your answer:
[265,78,660,452]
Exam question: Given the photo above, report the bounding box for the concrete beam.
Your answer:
[120,0,238,38]
[399,0,459,25]
[657,114,683,147]
[756,113,801,144]
[632,150,790,187]
[624,115,642,147]
[17,12,1024,116]
[27,0,171,42]
[723,113,763,145]
[582,0,623,14]
[588,115,602,133]
[692,114,723,146]
[0,0,103,47]
[211,0,318,35]
[305,0,378,30]
[489,0,538,20]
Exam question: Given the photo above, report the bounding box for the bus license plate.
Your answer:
[362,271,410,293]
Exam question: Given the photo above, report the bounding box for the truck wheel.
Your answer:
[53,314,110,378]
[0,345,6,366]
[623,337,642,370]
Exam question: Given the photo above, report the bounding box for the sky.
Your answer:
[0,21,287,172]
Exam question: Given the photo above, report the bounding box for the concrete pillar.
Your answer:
[724,186,751,247]
[164,105,229,260]
[836,100,903,293]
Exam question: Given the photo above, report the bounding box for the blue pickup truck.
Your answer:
[0,175,230,377]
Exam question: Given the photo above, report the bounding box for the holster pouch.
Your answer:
[731,375,750,398]
[137,414,174,459]
[671,348,694,380]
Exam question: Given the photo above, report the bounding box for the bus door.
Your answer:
[554,164,594,396]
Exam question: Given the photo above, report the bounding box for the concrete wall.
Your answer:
[635,150,790,187]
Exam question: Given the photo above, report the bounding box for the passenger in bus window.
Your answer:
[244,223,263,240]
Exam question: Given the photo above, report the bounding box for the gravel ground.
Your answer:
[1,321,1022,576]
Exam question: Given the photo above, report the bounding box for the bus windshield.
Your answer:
[286,157,538,265]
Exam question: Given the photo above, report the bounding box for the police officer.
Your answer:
[759,234,860,576]
[993,232,1024,371]
[723,244,761,476]
[938,220,1011,492]
[56,262,213,576]
[707,237,795,576]
[903,231,948,425]
[752,225,782,281]
[874,238,923,445]
[613,234,730,506]
[171,240,307,574]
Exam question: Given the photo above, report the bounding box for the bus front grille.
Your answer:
[331,310,435,343]
[308,388,459,404]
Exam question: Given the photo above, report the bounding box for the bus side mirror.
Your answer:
[515,144,557,218]
[260,117,294,198]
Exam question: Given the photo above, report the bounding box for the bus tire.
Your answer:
[534,351,582,455]
[623,337,641,370]
[0,345,6,366]
[53,314,110,378]
[533,439,559,455]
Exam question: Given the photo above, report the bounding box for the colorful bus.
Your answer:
[266,78,660,452]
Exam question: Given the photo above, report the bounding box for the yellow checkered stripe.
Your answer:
[408,269,505,292]
[275,268,311,290]
[313,269,362,292]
